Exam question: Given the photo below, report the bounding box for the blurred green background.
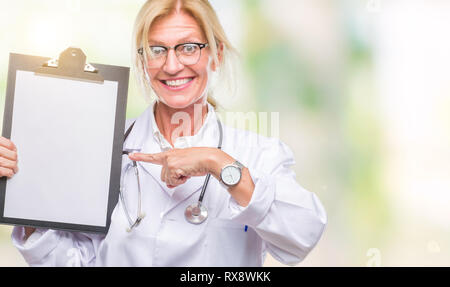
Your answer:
[1,0,450,266]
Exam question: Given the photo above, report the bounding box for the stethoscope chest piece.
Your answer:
[185,202,208,224]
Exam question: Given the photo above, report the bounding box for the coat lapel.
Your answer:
[122,104,175,195]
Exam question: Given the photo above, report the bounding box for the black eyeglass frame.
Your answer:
[137,42,208,56]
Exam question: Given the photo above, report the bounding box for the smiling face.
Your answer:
[145,11,212,109]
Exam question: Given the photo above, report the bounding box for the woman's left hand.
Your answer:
[129,147,232,188]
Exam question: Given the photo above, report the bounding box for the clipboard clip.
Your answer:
[35,47,104,83]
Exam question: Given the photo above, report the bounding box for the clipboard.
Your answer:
[0,47,129,234]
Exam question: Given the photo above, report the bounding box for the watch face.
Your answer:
[221,165,241,186]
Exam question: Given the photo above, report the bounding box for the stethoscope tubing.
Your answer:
[198,119,223,204]
[120,118,223,230]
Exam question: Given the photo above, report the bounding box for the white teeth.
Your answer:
[164,78,193,87]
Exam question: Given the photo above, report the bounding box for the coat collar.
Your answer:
[123,101,222,203]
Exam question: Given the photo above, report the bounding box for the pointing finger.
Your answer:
[129,152,165,165]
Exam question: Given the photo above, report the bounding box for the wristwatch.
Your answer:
[220,160,244,187]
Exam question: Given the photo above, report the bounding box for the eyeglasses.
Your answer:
[138,42,209,68]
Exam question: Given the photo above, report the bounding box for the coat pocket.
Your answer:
[205,217,261,266]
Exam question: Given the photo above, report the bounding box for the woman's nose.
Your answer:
[162,49,184,74]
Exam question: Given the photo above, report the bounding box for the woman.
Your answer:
[1,0,326,266]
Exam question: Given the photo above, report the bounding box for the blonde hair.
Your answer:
[131,0,238,109]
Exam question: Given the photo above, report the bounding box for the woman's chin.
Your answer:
[158,95,201,109]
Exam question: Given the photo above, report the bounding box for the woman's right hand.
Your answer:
[0,136,19,178]
[0,137,33,238]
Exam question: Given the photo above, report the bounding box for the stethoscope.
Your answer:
[120,118,223,232]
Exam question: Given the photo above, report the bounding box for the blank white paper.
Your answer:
[3,70,118,227]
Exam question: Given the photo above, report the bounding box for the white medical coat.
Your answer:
[11,101,327,267]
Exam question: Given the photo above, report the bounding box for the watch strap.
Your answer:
[233,160,244,170]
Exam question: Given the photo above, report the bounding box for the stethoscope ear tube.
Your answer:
[120,158,146,232]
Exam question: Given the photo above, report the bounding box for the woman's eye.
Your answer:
[150,47,165,56]
[182,45,197,54]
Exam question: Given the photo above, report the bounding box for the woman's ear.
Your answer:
[210,42,224,72]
